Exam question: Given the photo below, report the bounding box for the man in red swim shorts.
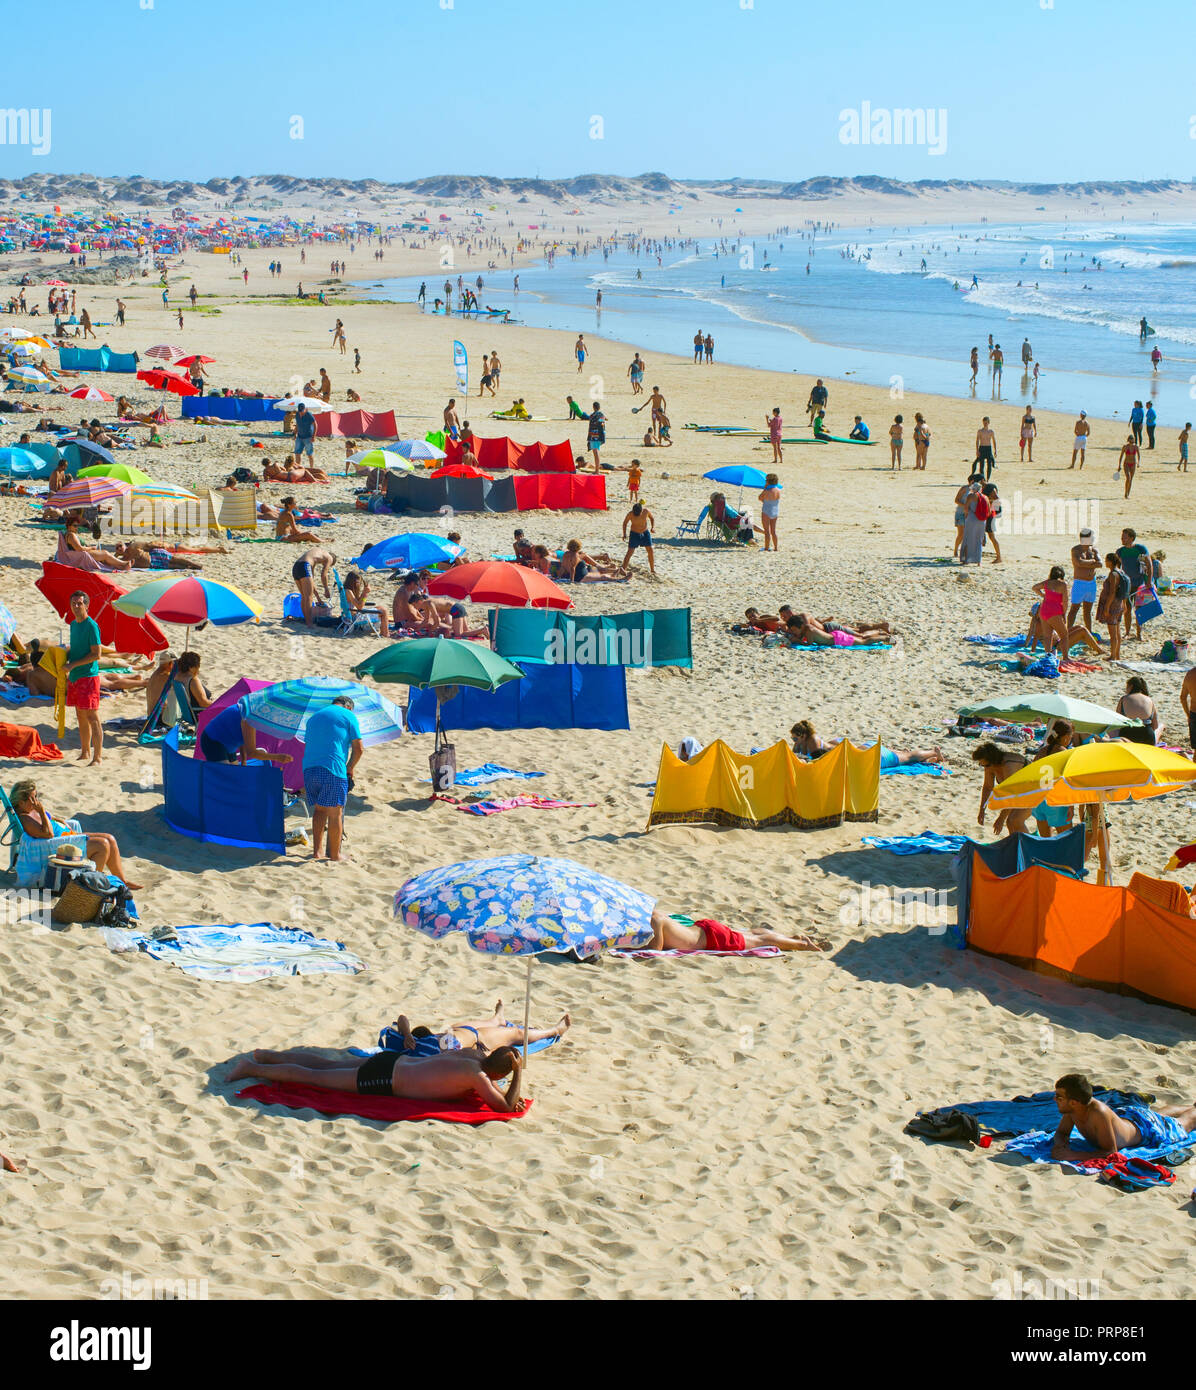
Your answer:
[646,906,825,952]
[65,590,104,765]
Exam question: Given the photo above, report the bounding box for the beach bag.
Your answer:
[52,872,119,924]
[44,854,97,896]
[1134,584,1163,624]
[904,1109,982,1144]
[429,743,457,792]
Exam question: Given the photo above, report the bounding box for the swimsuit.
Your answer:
[1038,589,1065,621]
[1071,577,1097,603]
[1115,1105,1188,1151]
[356,1050,398,1095]
[292,559,313,581]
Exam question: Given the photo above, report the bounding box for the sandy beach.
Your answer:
[3,197,1196,1303]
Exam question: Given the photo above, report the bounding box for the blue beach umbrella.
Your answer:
[0,446,47,479]
[353,532,464,570]
[703,465,770,489]
[240,676,403,748]
[386,439,446,462]
[395,855,656,1064]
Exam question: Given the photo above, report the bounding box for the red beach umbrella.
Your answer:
[173,354,216,367]
[36,563,169,658]
[137,368,198,396]
[426,560,573,610]
[429,464,494,480]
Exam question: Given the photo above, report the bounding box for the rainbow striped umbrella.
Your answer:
[130,482,199,503]
[112,576,261,649]
[48,476,133,508]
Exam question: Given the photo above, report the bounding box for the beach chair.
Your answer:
[0,785,87,887]
[138,662,195,747]
[674,512,702,538]
[333,569,381,638]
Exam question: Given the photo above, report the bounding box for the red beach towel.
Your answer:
[0,721,63,761]
[238,1082,532,1125]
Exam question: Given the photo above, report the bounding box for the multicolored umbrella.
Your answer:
[240,676,404,748]
[130,482,200,503]
[77,463,155,486]
[353,532,463,571]
[112,576,261,648]
[68,385,115,402]
[395,855,656,1063]
[386,438,446,462]
[348,447,414,472]
[47,476,133,509]
[427,560,572,611]
[6,364,51,384]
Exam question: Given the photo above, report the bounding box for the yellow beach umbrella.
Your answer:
[989,742,1196,885]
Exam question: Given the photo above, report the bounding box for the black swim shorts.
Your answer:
[356,1051,398,1095]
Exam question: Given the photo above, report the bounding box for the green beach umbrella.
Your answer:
[77,463,155,486]
[957,692,1140,736]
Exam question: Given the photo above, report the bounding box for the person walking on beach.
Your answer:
[1151,344,1163,372]
[1070,412,1089,469]
[443,398,461,441]
[975,417,997,481]
[807,379,828,425]
[65,591,104,766]
[1118,434,1140,498]
[913,413,930,470]
[1129,400,1144,447]
[115,298,126,327]
[586,402,606,470]
[627,353,645,395]
[293,402,317,462]
[693,330,704,364]
[622,500,656,574]
[991,343,1004,394]
[766,407,783,465]
[302,695,363,864]
[969,346,979,387]
[1021,337,1033,373]
[575,335,587,373]
[1179,422,1190,472]
[888,415,903,470]
[1068,529,1102,630]
[759,473,781,552]
[1019,408,1036,462]
[1145,401,1157,450]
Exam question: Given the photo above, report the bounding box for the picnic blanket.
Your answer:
[0,721,62,761]
[437,793,596,816]
[124,923,364,981]
[862,831,967,855]
[237,1082,530,1125]
[419,763,545,788]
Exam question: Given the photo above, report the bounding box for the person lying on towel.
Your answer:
[227,1045,527,1112]
[647,906,826,953]
[1051,1073,1196,1161]
[379,998,570,1057]
[789,719,944,769]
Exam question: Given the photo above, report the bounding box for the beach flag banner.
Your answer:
[453,340,468,395]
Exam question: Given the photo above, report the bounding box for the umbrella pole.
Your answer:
[1097,798,1111,886]
[521,955,533,1070]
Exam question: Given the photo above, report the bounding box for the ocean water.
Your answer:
[356,220,1196,427]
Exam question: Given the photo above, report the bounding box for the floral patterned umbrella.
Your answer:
[395,855,655,1063]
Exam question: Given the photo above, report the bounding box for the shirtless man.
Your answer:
[1050,1072,1196,1161]
[227,1044,528,1113]
[392,573,442,635]
[1069,411,1089,470]
[1067,528,1101,629]
[644,384,667,440]
[574,334,587,372]
[291,545,336,626]
[974,417,997,481]
[443,397,461,441]
[647,905,826,953]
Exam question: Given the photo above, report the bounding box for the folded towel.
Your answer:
[237,1082,531,1125]
[862,831,967,855]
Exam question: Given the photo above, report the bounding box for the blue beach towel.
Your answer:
[881,763,952,778]
[965,634,1029,651]
[124,923,364,981]
[861,831,967,855]
[780,641,892,653]
[419,763,545,788]
[918,1088,1150,1138]
[1006,1117,1196,1173]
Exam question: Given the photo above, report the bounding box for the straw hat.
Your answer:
[47,845,84,868]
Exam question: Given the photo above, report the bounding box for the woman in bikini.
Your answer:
[889,414,904,470]
[912,413,931,470]
[1118,434,1140,499]
[972,742,1031,837]
[378,1000,571,1057]
[343,570,390,636]
[789,719,944,768]
[275,498,320,544]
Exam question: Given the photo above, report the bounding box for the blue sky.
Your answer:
[2,0,1193,184]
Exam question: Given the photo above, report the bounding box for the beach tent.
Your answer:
[384,469,605,515]
[312,409,398,439]
[512,472,606,511]
[406,661,628,734]
[161,727,285,853]
[647,739,880,831]
[181,396,284,422]
[194,677,304,794]
[491,607,692,669]
[967,858,1196,1014]
[444,437,576,473]
[57,345,138,373]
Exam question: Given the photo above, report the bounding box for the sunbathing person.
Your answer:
[275,498,320,543]
[60,516,131,571]
[559,539,626,582]
[6,651,57,698]
[11,779,143,891]
[264,458,330,485]
[647,905,826,952]
[343,570,389,636]
[378,1000,570,1056]
[392,573,444,635]
[227,1043,527,1113]
[796,613,892,641]
[744,608,783,632]
[778,615,888,648]
[113,541,204,571]
[1050,1072,1196,1161]
[789,720,944,767]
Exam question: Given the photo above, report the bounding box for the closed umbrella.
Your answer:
[990,743,1196,885]
[427,560,572,611]
[395,855,655,1066]
[240,676,404,748]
